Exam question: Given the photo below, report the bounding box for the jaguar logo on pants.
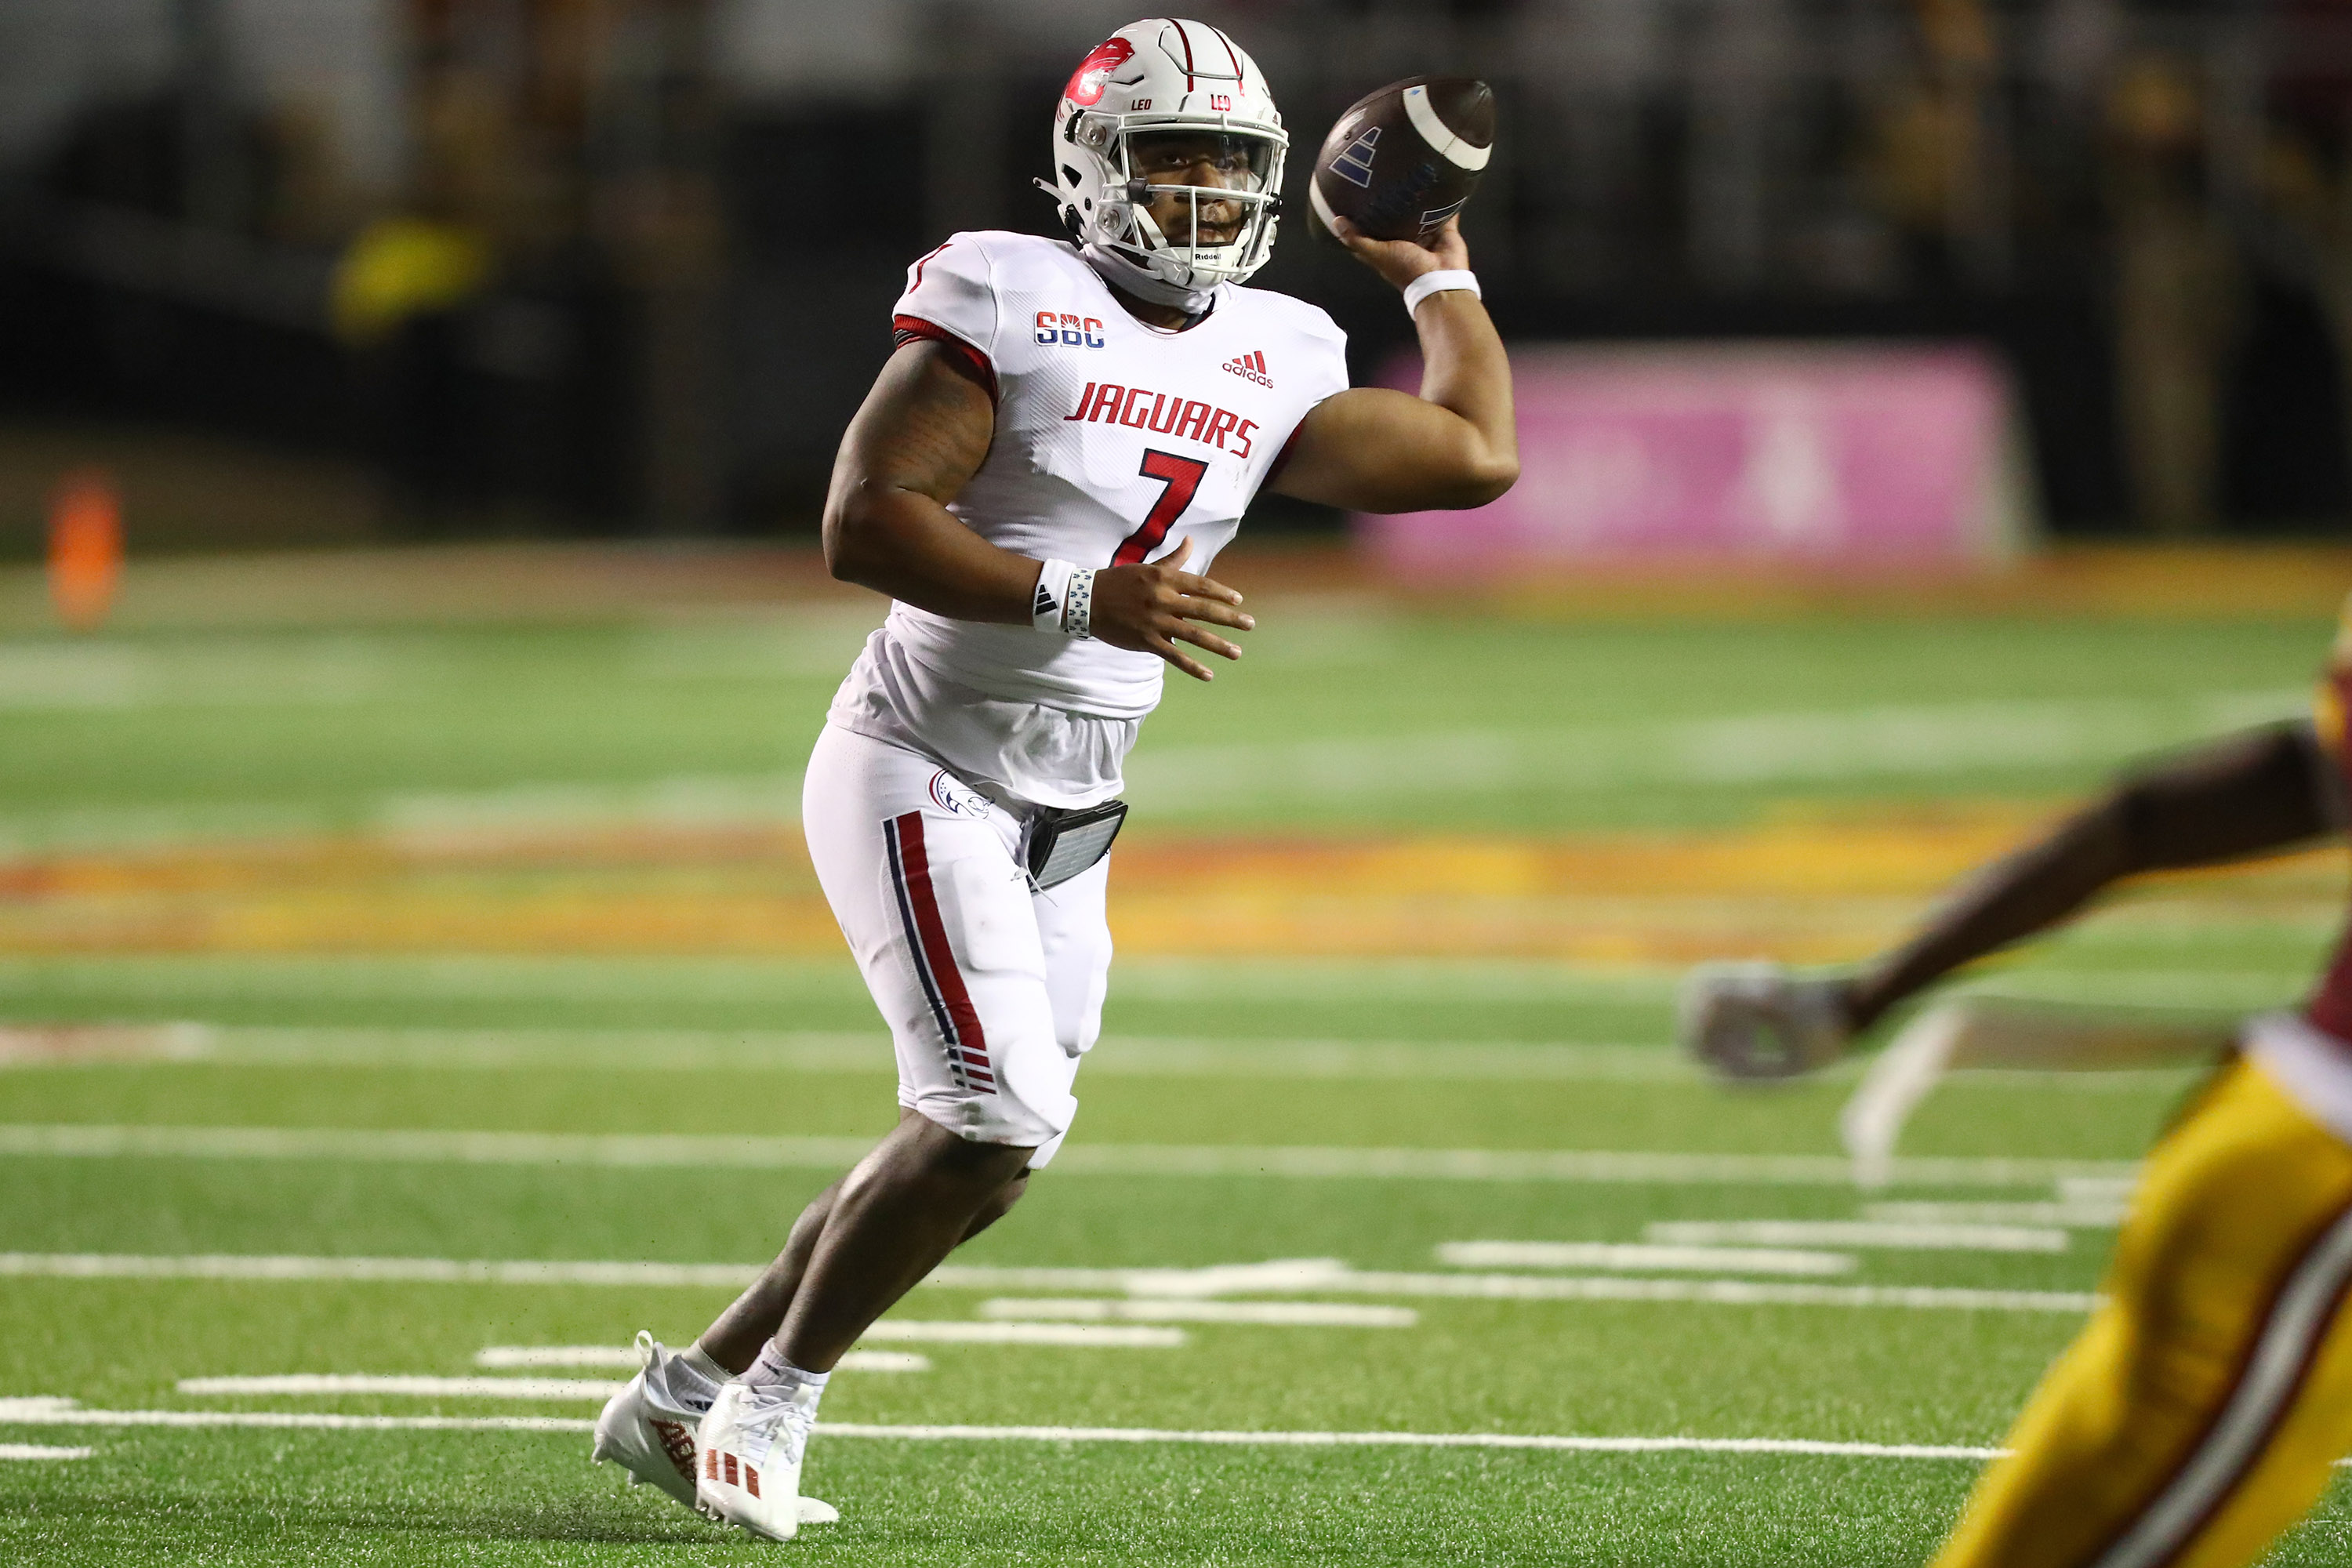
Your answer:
[926,771,990,821]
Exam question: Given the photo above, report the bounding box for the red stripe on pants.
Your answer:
[892,811,992,1076]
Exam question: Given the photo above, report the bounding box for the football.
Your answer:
[1307,75,1495,245]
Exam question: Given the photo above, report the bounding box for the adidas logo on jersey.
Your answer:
[1222,350,1273,388]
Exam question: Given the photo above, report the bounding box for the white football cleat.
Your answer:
[695,1378,823,1541]
[589,1331,713,1510]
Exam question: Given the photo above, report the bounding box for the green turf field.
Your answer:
[2,567,2349,1563]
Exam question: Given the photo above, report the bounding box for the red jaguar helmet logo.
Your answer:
[1065,37,1134,108]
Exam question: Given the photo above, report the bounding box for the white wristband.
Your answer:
[1033,558,1075,633]
[1033,558,1096,638]
[1062,567,1096,640]
[1403,269,1480,318]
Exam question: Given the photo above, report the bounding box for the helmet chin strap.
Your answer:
[1080,241,1218,316]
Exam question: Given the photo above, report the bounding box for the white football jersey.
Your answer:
[879,230,1349,720]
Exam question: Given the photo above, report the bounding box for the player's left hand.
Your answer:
[1328,213,1468,294]
[1089,537,1256,682]
[1679,961,1857,1082]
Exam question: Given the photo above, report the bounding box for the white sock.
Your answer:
[678,1344,732,1391]
[655,1342,728,1416]
[746,1341,832,1397]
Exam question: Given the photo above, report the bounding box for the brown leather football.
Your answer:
[1308,76,1495,244]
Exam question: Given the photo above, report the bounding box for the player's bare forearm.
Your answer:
[1270,216,1517,512]
[1406,288,1515,487]
[1846,722,2341,1032]
[822,341,1038,624]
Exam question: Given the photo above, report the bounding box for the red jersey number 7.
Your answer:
[1113,449,1210,568]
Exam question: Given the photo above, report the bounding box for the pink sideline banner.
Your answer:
[1356,342,2034,573]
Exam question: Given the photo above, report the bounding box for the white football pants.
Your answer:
[801,723,1112,1167]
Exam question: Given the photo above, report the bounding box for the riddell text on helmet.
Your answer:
[1061,382,1261,460]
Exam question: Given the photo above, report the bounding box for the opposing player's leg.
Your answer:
[1932,1050,2352,1568]
[695,724,1083,1540]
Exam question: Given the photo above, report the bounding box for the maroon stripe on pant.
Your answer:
[890,811,993,1087]
[2084,1190,2352,1568]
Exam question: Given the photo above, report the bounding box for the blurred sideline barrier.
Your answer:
[1361,343,2037,577]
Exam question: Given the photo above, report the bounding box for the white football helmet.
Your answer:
[1047,19,1287,293]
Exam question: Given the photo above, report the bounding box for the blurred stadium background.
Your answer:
[13,0,2352,543]
[7,2,2352,1563]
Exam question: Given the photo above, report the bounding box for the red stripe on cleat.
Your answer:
[724,1452,739,1486]
[745,1462,760,1498]
[655,1419,695,1483]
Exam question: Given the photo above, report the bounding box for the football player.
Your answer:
[1681,608,2352,1568]
[591,17,1516,1540]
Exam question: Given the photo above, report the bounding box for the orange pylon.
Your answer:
[48,470,123,632]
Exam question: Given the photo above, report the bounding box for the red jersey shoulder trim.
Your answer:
[892,314,998,405]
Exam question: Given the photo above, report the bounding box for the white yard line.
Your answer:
[0,1123,2143,1188]
[0,1398,590,1434]
[0,956,1671,1007]
[816,1425,2003,1461]
[0,1023,2238,1087]
[1435,1242,1855,1276]
[0,956,2317,1018]
[372,773,802,840]
[0,1124,879,1171]
[178,1359,930,1400]
[1647,1221,2071,1254]
[1122,692,2309,812]
[0,1397,2000,1461]
[180,1376,629,1401]
[1864,1202,2129,1229]
[2061,1176,2142,1204]
[0,1251,2104,1313]
[975,1299,1417,1328]
[931,1266,2103,1315]
[1058,1147,2131,1188]
[0,1253,765,1287]
[859,1321,1181,1348]
[0,1443,91,1461]
[0,1026,1732,1084]
[474,1321,1188,1365]
[476,1347,660,1368]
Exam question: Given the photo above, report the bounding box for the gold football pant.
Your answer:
[1933,1056,2352,1568]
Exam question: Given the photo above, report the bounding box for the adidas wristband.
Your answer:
[1031,558,1095,640]
[1403,269,1480,318]
[1033,559,1073,633]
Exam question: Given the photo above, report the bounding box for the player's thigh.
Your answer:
[801,726,1076,1157]
[1932,1057,2352,1568]
[1032,850,1112,1058]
